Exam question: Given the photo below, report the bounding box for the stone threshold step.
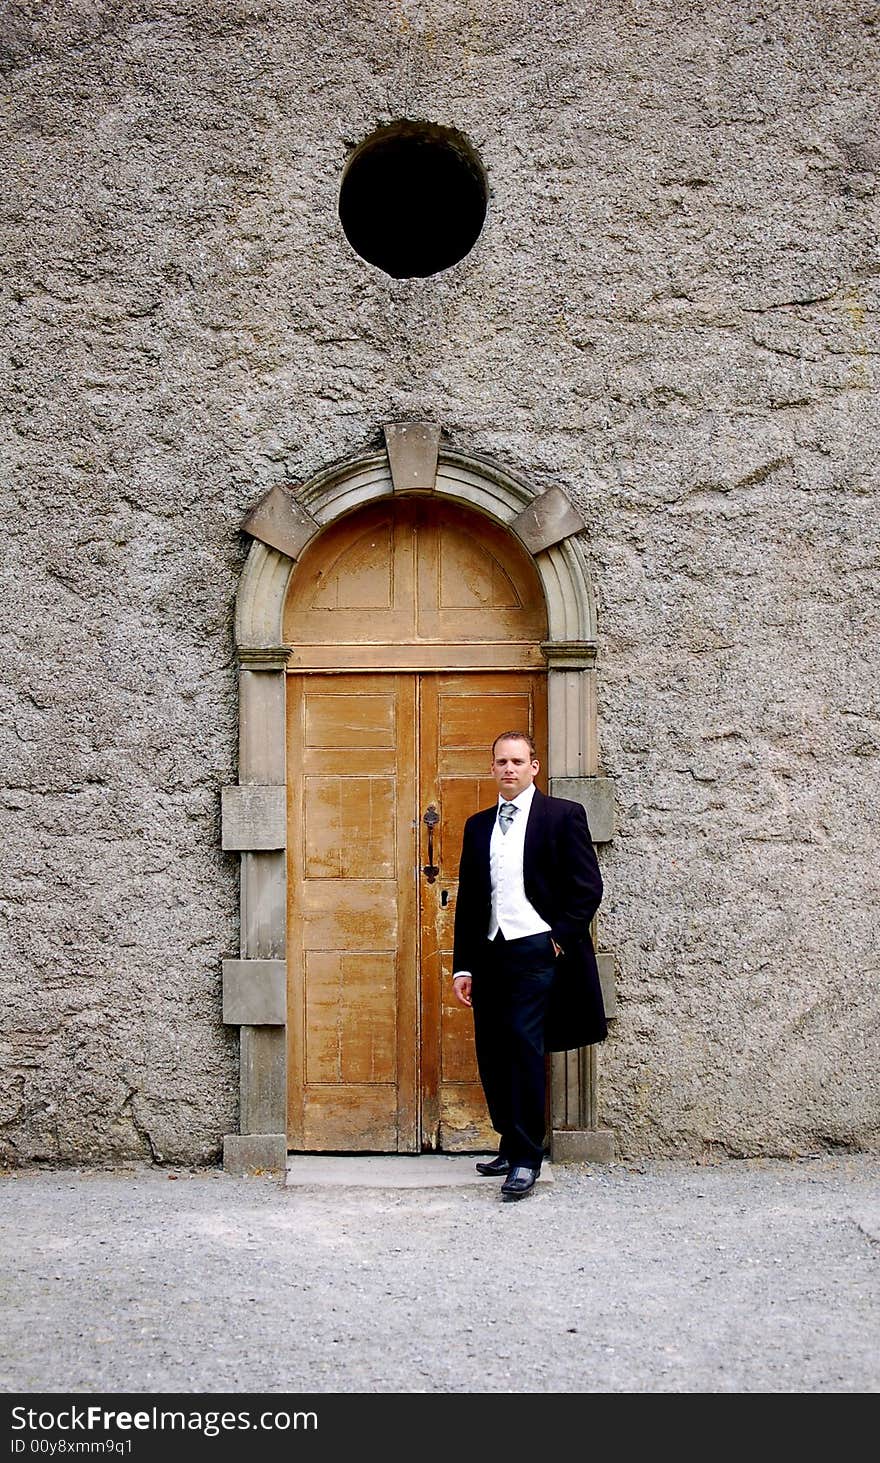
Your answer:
[285,1155,555,1189]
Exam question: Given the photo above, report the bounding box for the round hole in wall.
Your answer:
[339,122,487,279]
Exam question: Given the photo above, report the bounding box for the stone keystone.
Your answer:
[383,422,441,494]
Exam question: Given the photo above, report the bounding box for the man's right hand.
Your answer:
[452,974,472,1008]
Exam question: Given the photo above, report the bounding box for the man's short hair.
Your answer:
[491,730,538,760]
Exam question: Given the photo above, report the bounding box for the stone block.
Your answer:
[242,484,319,561]
[222,1133,288,1176]
[221,786,286,851]
[597,951,617,1019]
[240,1026,287,1134]
[239,669,286,784]
[551,1128,617,1164]
[549,776,615,842]
[510,486,585,554]
[240,852,286,959]
[222,959,286,1025]
[384,422,440,493]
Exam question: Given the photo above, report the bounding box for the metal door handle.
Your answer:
[422,804,439,883]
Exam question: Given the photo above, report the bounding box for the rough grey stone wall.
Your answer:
[1,0,877,1162]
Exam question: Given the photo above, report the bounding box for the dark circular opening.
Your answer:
[339,122,487,279]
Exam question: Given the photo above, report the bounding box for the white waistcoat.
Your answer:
[487,786,552,941]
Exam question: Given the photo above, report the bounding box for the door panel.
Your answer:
[418,673,547,1152]
[415,505,547,646]
[287,674,418,1151]
[283,505,417,647]
[283,498,547,671]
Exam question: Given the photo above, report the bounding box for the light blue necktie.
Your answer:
[498,802,517,835]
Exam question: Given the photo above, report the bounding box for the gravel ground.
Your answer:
[1,1157,878,1394]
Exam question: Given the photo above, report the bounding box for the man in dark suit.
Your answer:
[452,731,605,1201]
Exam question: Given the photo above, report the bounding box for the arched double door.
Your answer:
[284,497,549,1152]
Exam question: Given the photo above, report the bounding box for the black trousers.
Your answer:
[471,930,556,1170]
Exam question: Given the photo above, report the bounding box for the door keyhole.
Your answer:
[441,889,449,908]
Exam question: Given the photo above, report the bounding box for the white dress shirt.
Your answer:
[452,782,550,979]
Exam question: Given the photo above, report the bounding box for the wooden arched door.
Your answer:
[284,499,548,1151]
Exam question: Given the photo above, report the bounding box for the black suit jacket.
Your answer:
[452,787,607,1050]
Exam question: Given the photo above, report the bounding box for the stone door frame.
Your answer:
[221,426,616,1174]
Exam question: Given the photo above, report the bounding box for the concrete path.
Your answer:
[1,1156,877,1393]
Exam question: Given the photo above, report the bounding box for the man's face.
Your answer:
[491,738,539,800]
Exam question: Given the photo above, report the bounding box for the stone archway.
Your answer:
[221,426,616,1174]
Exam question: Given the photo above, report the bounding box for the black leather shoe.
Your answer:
[500,1165,540,1201]
[475,1155,510,1176]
